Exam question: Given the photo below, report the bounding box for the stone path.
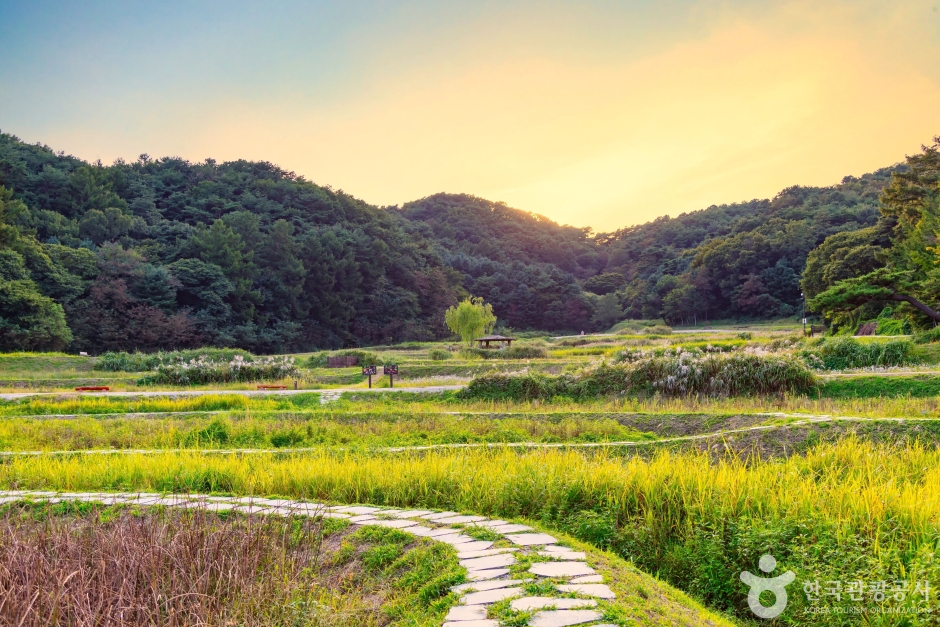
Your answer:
[0,490,618,627]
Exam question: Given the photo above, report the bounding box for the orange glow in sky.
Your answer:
[3,1,939,230]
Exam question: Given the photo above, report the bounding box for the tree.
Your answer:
[592,292,624,328]
[808,138,940,327]
[444,297,496,345]
[0,278,72,351]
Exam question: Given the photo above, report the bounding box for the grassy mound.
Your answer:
[460,353,817,401]
[459,346,548,360]
[94,348,254,372]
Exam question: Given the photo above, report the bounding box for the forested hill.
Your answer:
[594,169,899,326]
[0,130,902,353]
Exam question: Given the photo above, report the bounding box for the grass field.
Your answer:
[5,325,940,625]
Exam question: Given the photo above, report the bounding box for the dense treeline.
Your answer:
[0,130,905,352]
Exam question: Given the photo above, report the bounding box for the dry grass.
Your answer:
[0,504,363,627]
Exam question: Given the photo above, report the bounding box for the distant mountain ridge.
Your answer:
[0,130,899,351]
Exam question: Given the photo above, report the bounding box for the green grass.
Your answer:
[0,412,657,451]
[818,375,940,398]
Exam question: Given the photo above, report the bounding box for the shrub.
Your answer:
[306,349,382,368]
[427,349,451,361]
[915,327,940,344]
[802,337,916,370]
[876,318,910,335]
[642,325,673,335]
[138,354,297,385]
[95,349,253,372]
[460,351,816,400]
[458,346,548,360]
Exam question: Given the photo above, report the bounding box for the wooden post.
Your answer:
[293,380,298,390]
[368,373,372,388]
[389,373,394,388]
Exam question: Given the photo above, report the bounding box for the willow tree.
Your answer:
[445,297,496,345]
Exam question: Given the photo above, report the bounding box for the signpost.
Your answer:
[362,365,377,388]
[384,364,399,388]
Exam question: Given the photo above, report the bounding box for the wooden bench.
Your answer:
[257,384,288,390]
[75,386,110,391]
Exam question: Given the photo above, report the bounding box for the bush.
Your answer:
[876,318,910,335]
[642,325,673,335]
[915,327,940,344]
[458,346,548,360]
[460,351,816,400]
[802,337,916,370]
[428,349,451,361]
[95,349,253,372]
[138,354,297,385]
[306,349,382,368]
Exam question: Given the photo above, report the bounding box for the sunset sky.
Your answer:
[2,0,939,231]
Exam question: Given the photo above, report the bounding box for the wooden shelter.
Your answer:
[474,334,515,349]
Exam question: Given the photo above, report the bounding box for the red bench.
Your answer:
[257,384,288,390]
[75,386,110,391]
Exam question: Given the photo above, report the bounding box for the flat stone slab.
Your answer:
[421,511,460,520]
[457,548,517,560]
[471,520,507,528]
[332,506,382,515]
[446,605,488,621]
[466,568,510,581]
[490,524,533,533]
[556,584,615,599]
[428,527,465,537]
[435,515,488,524]
[349,515,377,523]
[453,541,494,553]
[390,509,433,518]
[511,597,598,611]
[460,554,516,570]
[569,575,604,583]
[368,519,417,529]
[537,550,586,560]
[529,562,595,578]
[442,621,499,627]
[461,587,524,605]
[506,533,557,546]
[434,534,476,546]
[404,525,437,536]
[529,610,604,627]
[453,578,533,593]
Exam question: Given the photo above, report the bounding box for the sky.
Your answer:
[1,0,939,232]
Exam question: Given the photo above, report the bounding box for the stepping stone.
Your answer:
[569,575,603,583]
[511,597,598,611]
[435,534,476,546]
[368,519,417,528]
[428,527,465,537]
[332,506,382,515]
[556,584,616,599]
[442,621,499,627]
[466,568,510,581]
[457,548,517,559]
[349,515,377,523]
[537,550,586,560]
[542,545,575,553]
[452,541,494,553]
[460,554,516,570]
[453,578,533,593]
[421,511,460,520]
[235,505,274,515]
[435,515,488,524]
[461,587,523,605]
[403,525,436,536]
[319,512,350,519]
[506,533,557,546]
[181,501,235,511]
[529,562,595,578]
[390,509,433,518]
[529,609,604,626]
[446,605,488,621]
[490,524,533,533]
[470,520,507,528]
